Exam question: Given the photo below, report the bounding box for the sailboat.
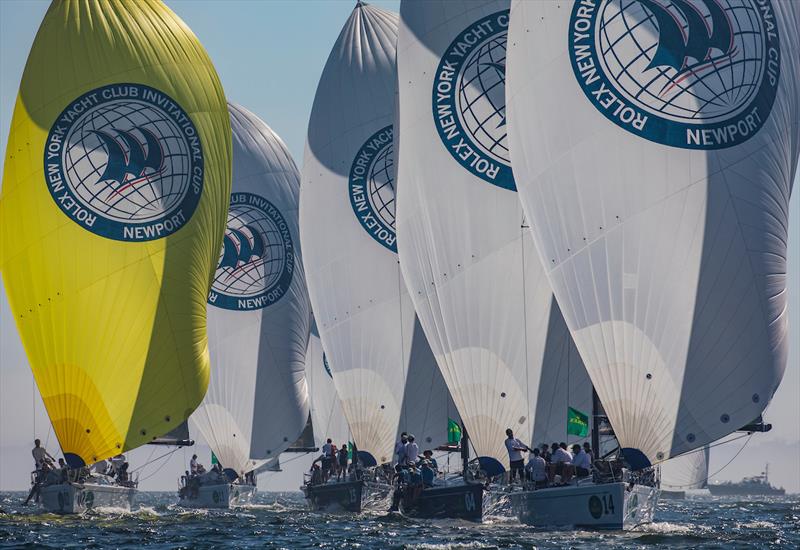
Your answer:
[185,103,311,508]
[300,1,464,515]
[505,0,799,529]
[661,446,710,499]
[396,0,599,522]
[0,0,231,514]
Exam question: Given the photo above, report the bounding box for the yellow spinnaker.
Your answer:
[0,0,231,467]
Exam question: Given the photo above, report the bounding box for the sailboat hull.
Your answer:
[511,482,658,530]
[39,483,136,514]
[178,483,257,509]
[302,479,393,513]
[398,482,484,521]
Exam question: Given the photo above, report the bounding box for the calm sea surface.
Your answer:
[0,491,797,549]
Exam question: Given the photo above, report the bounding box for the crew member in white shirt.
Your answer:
[395,432,408,465]
[505,429,529,483]
[571,444,591,479]
[549,442,573,482]
[31,439,54,471]
[525,447,548,487]
[404,434,419,465]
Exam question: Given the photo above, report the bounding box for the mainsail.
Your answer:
[301,2,422,465]
[661,446,710,491]
[0,0,231,467]
[191,103,310,476]
[305,318,350,448]
[506,0,799,466]
[396,0,592,469]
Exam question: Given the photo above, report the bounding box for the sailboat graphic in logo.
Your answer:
[638,0,734,91]
[91,127,165,195]
[219,226,265,272]
[569,0,780,150]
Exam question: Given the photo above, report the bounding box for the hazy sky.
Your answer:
[1,0,798,493]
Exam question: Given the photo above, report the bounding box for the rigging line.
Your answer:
[137,447,180,483]
[130,446,180,474]
[396,260,407,431]
[520,219,531,437]
[663,434,753,489]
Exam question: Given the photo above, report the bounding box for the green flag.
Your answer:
[347,442,354,460]
[448,418,462,444]
[567,406,589,437]
[211,451,219,465]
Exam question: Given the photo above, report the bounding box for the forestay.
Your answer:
[192,104,310,476]
[301,2,413,465]
[507,0,799,466]
[396,0,591,468]
[0,0,231,467]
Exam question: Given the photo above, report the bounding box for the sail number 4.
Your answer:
[588,494,615,519]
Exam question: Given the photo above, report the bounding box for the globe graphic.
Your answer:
[64,100,192,223]
[367,143,395,231]
[457,33,510,164]
[211,204,288,298]
[597,0,764,123]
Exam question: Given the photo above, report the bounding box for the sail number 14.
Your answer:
[588,494,615,519]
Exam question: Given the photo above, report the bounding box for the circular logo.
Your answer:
[208,192,294,311]
[588,495,603,519]
[569,0,780,149]
[44,83,204,241]
[348,125,396,252]
[432,10,515,190]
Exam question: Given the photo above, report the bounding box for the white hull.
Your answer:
[39,482,136,514]
[511,482,658,530]
[178,483,257,509]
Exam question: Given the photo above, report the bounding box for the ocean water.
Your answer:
[0,491,797,549]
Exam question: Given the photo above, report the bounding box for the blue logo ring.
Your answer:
[44,83,204,241]
[569,0,780,150]
[208,192,294,311]
[348,125,397,253]
[432,10,515,191]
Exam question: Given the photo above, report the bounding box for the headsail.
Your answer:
[190,104,310,476]
[506,0,799,466]
[0,0,231,467]
[301,2,416,465]
[661,446,710,491]
[305,318,350,448]
[396,0,591,469]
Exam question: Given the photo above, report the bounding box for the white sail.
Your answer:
[397,318,463,451]
[192,103,310,476]
[661,446,710,491]
[300,2,414,465]
[507,0,799,467]
[305,318,351,448]
[396,0,592,469]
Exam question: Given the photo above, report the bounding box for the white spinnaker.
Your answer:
[661,446,710,491]
[396,0,592,468]
[397,317,463,450]
[305,318,351,448]
[507,0,799,466]
[192,103,310,475]
[300,3,413,465]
